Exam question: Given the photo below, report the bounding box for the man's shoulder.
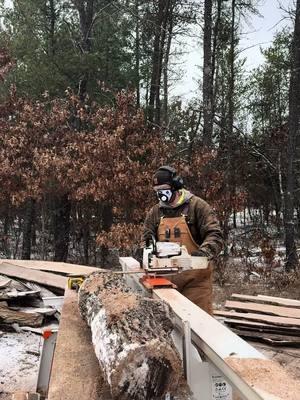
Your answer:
[189,194,208,205]
[189,195,212,212]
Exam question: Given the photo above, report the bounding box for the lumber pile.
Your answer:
[0,259,99,332]
[215,293,300,347]
[0,273,61,332]
[78,271,188,400]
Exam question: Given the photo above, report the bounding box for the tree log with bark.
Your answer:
[78,272,186,400]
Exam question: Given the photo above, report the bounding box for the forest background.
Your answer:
[0,0,299,277]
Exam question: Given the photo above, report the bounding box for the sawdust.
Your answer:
[225,357,300,400]
[101,289,137,319]
[82,273,104,293]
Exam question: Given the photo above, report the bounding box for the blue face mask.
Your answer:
[156,189,174,203]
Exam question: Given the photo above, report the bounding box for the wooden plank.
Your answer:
[20,322,59,335]
[48,289,112,400]
[0,278,11,288]
[214,310,300,327]
[225,300,300,319]
[217,318,300,335]
[232,328,300,347]
[0,260,102,275]
[258,294,300,306]
[12,392,40,400]
[231,293,300,308]
[0,302,43,327]
[0,263,66,290]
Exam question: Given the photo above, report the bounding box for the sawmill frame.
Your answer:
[119,257,271,400]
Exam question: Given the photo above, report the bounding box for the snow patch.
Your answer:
[0,332,41,393]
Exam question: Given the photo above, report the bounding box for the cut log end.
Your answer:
[79,272,186,400]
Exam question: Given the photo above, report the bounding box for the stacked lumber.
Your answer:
[214,293,300,347]
[0,259,99,332]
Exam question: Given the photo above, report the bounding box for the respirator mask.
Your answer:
[156,189,174,203]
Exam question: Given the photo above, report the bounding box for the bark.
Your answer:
[22,198,35,260]
[78,272,184,400]
[284,0,300,270]
[202,0,213,147]
[53,194,71,262]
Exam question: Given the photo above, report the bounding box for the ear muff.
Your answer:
[157,166,184,190]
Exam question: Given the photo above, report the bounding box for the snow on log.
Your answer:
[78,272,185,400]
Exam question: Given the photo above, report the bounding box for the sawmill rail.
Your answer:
[120,257,297,400]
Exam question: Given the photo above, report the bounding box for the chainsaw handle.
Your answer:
[146,234,157,255]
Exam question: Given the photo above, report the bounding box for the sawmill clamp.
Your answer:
[67,274,85,291]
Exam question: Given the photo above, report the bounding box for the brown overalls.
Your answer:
[158,214,213,315]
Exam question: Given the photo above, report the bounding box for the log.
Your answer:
[78,272,184,400]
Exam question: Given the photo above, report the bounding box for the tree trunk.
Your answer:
[75,0,94,99]
[148,0,170,126]
[78,272,185,400]
[53,194,71,262]
[135,0,140,108]
[99,203,113,267]
[202,0,213,147]
[162,6,173,127]
[48,0,56,57]
[284,0,300,270]
[82,222,90,265]
[21,198,35,260]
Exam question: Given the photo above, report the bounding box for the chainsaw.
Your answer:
[143,234,208,274]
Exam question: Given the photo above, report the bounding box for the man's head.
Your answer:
[153,166,183,203]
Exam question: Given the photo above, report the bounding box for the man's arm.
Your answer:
[142,206,160,242]
[194,199,224,259]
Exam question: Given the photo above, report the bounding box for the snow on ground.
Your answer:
[0,332,42,398]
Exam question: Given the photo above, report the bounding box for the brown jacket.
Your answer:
[143,193,223,260]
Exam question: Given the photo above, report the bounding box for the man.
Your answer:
[143,165,223,314]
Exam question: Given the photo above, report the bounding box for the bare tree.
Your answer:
[284,0,300,270]
[202,0,213,147]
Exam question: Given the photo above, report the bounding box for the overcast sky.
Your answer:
[173,0,295,100]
